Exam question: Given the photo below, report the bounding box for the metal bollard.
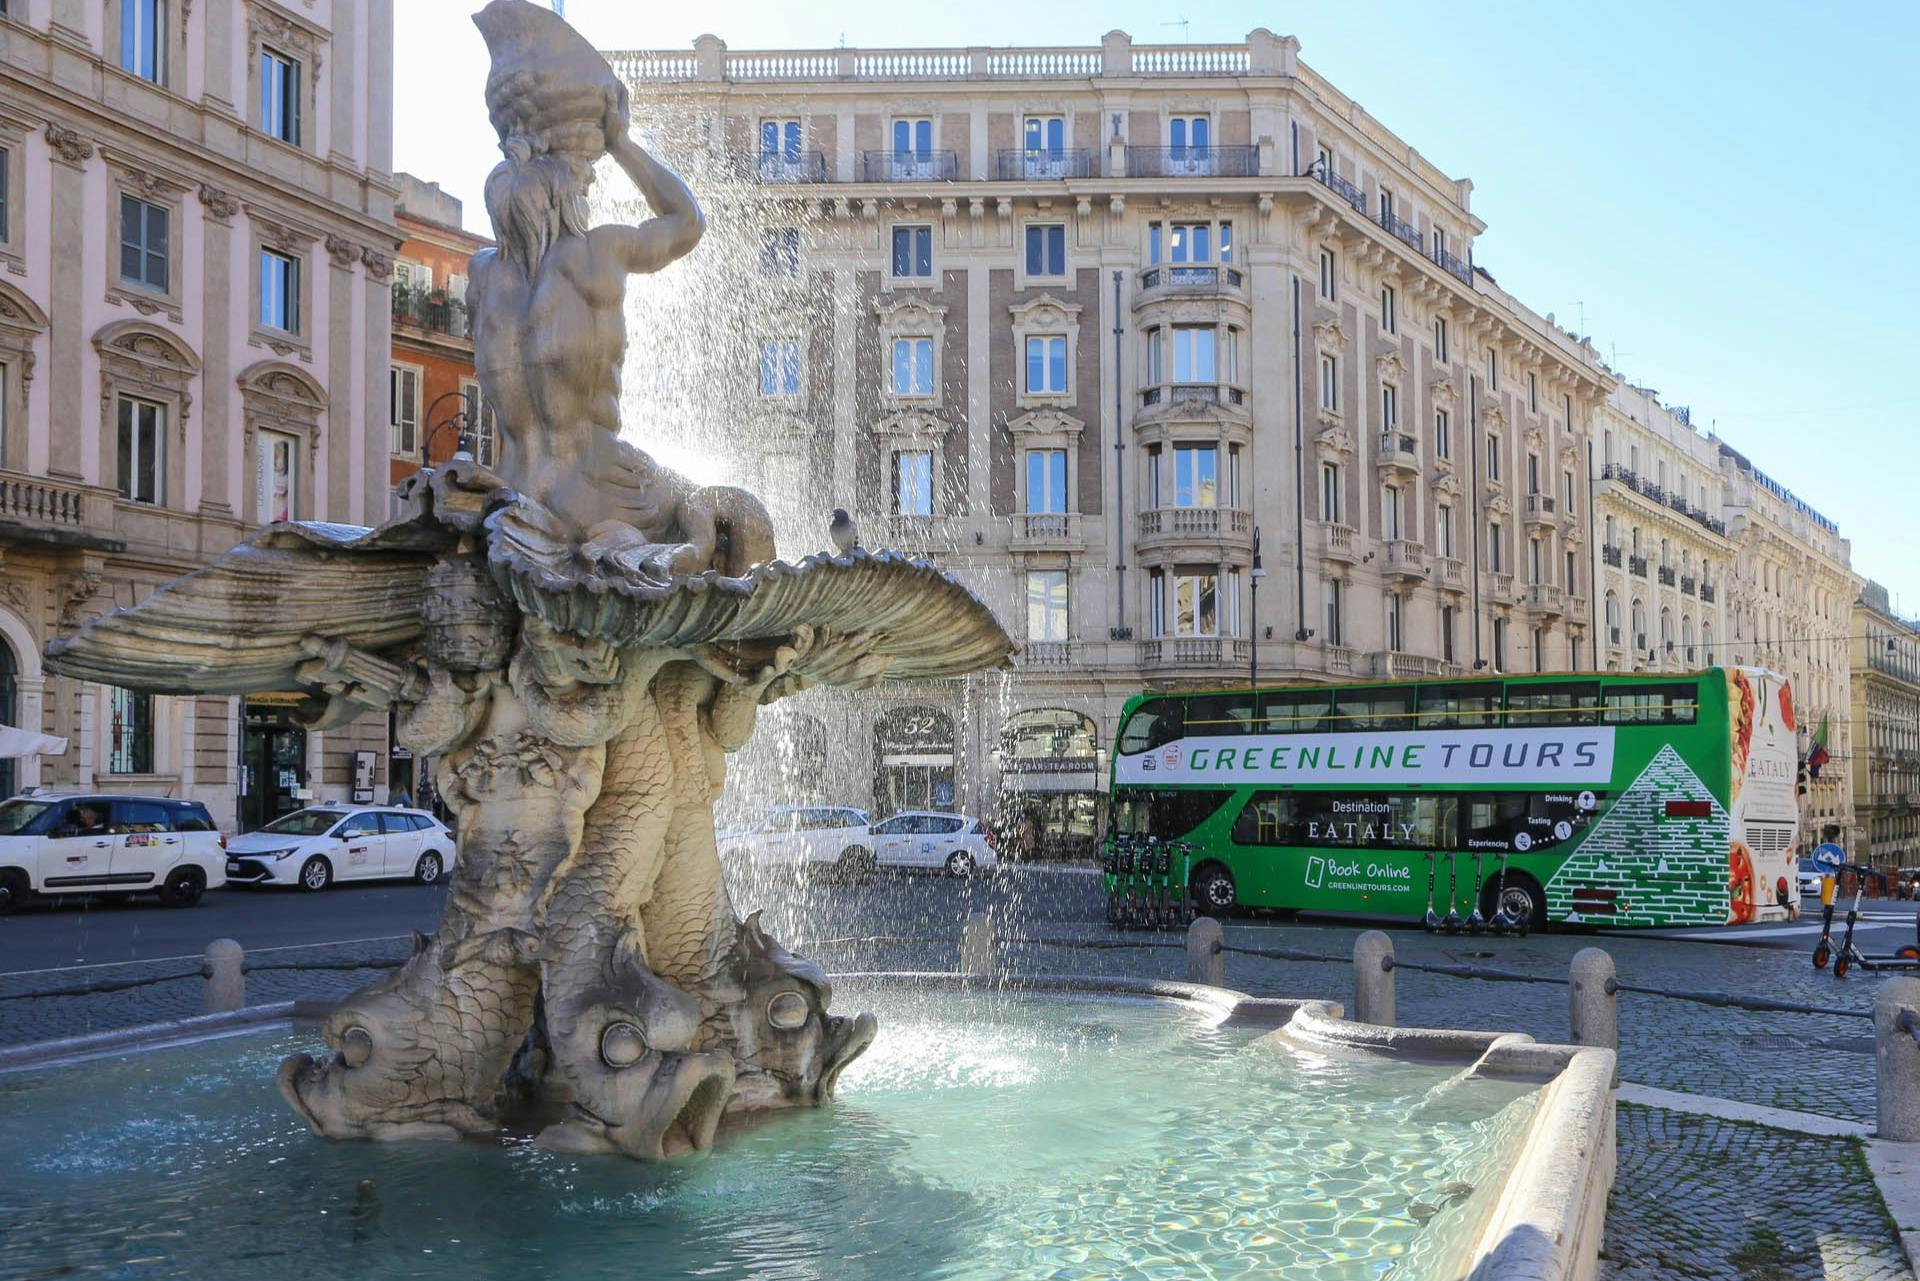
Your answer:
[1874,976,1920,1142]
[204,938,245,1014]
[1186,916,1224,987]
[960,911,994,977]
[1568,947,1618,1053]
[1352,930,1395,1026]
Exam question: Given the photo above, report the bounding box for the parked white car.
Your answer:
[719,806,874,878]
[867,811,997,876]
[0,792,227,912]
[224,805,456,890]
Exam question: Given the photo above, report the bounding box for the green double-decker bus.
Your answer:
[1109,667,1800,929]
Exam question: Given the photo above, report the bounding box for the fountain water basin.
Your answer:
[0,977,1613,1280]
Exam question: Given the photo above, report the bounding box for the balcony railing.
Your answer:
[1137,506,1251,538]
[1525,494,1557,519]
[1434,555,1467,588]
[1306,163,1366,213]
[1012,512,1084,545]
[1700,583,1716,603]
[753,150,829,183]
[1139,382,1246,408]
[1377,432,1418,462]
[392,286,469,339]
[1602,544,1623,567]
[1527,583,1566,614]
[1431,245,1473,284]
[1485,570,1516,601]
[1018,640,1074,667]
[1373,650,1452,680]
[1658,565,1677,586]
[1137,264,1245,292]
[1320,521,1358,561]
[992,148,1097,180]
[1609,626,1623,648]
[1600,463,1727,537]
[1325,643,1357,675]
[1383,539,1426,576]
[859,150,959,182]
[1125,145,1259,178]
[1628,555,1648,578]
[1139,636,1249,668]
[1680,575,1697,596]
[0,469,92,528]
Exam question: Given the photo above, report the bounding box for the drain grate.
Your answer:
[1736,1033,1872,1054]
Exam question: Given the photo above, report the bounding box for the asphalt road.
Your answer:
[4,867,1918,976]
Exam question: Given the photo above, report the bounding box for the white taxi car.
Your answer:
[224,805,456,891]
[0,792,227,912]
[718,806,874,879]
[867,811,997,876]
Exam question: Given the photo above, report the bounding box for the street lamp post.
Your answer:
[1249,526,1265,689]
[420,389,473,468]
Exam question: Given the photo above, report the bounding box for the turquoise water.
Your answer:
[0,986,1537,1280]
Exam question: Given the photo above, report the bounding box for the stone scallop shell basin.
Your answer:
[0,977,1616,1281]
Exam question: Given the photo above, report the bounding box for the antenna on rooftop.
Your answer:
[1161,16,1191,41]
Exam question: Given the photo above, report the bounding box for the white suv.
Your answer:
[719,806,873,878]
[0,793,227,912]
[224,805,456,891]
[868,811,998,876]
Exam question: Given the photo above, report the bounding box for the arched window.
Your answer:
[1000,708,1098,763]
[1702,622,1713,661]
[1660,608,1674,656]
[1604,591,1620,631]
[1682,616,1695,663]
[1631,600,1646,650]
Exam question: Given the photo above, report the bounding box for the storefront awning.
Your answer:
[0,724,69,759]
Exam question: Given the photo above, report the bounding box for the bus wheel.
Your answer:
[1190,863,1236,916]
[1483,874,1546,934]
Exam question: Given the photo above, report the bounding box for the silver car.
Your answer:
[867,811,997,876]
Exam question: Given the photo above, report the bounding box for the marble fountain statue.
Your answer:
[45,0,1013,1161]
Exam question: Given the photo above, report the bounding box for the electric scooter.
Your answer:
[1810,871,1838,969]
[1423,851,1443,933]
[1487,852,1515,936]
[1821,864,1920,976]
[1440,852,1465,934]
[1465,853,1489,935]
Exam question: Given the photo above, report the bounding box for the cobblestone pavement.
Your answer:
[1603,1104,1911,1281]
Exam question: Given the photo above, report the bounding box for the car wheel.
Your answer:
[299,856,333,892]
[159,867,205,908]
[946,850,975,877]
[1190,862,1236,915]
[0,870,28,915]
[836,846,874,885]
[414,852,444,885]
[1483,874,1547,934]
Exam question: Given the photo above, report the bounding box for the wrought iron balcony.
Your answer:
[392,286,469,339]
[1306,163,1365,213]
[992,148,1096,180]
[1126,145,1259,178]
[1602,544,1623,567]
[1609,626,1623,648]
[1700,582,1716,603]
[753,150,829,183]
[1136,263,1246,293]
[1680,575,1697,596]
[859,150,959,182]
[1658,565,1677,586]
[1628,555,1648,578]
[1376,210,1423,251]
[1431,244,1473,284]
[1601,462,1728,538]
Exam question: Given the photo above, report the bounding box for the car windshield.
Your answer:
[260,809,346,837]
[0,799,54,836]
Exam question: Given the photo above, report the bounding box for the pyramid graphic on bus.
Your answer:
[1543,744,1730,927]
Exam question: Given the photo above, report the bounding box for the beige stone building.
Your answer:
[1851,581,1920,870]
[1590,383,1732,674]
[611,28,1616,848]
[1716,445,1858,850]
[0,0,400,829]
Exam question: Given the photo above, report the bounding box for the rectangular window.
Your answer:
[1491,618,1507,672]
[260,48,301,144]
[0,147,10,245]
[462,378,499,468]
[1143,442,1162,509]
[1336,686,1414,731]
[1380,383,1398,430]
[761,227,799,277]
[1488,522,1503,572]
[1378,187,1394,221]
[1174,445,1218,509]
[892,337,933,396]
[389,365,419,456]
[1026,448,1067,514]
[1565,549,1578,592]
[760,119,802,159]
[1025,335,1067,394]
[1383,485,1403,540]
[1023,115,1066,161]
[121,0,164,82]
[1319,353,1338,411]
[1025,223,1066,276]
[1259,689,1331,734]
[1168,114,1211,158]
[1171,325,1215,383]
[1144,326,1163,386]
[1529,536,1543,584]
[1420,680,1501,727]
[1486,434,1501,481]
[890,225,933,278]
[1440,605,1456,663]
[1437,503,1453,557]
[1485,347,1499,391]
[1318,248,1336,300]
[892,117,933,157]
[1434,316,1449,362]
[1527,371,1539,412]
[1435,408,1451,459]
[760,340,801,397]
[107,686,154,774]
[1380,283,1396,334]
[1320,462,1341,523]
[116,395,164,504]
[1564,470,1576,509]
[1322,578,1342,645]
[893,449,933,516]
[1527,452,1540,495]
[1601,683,1698,725]
[119,194,169,292]
[1173,571,1220,636]
[256,427,298,523]
[259,249,300,332]
[1315,143,1335,175]
[1026,569,1069,641]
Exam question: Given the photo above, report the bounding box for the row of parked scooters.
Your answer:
[1421,850,1531,937]
[1810,862,1920,978]
[1103,835,1195,930]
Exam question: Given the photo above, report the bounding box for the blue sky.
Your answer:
[396,0,1920,611]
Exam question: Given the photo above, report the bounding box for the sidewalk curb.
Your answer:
[0,1002,295,1072]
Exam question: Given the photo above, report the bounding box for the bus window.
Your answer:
[1417,682,1502,728]
[1602,683,1698,725]
[1187,692,1256,736]
[1507,681,1601,727]
[1114,789,1234,839]
[1117,698,1185,754]
[1232,792,1456,848]
[1333,687,1414,731]
[1258,689,1331,734]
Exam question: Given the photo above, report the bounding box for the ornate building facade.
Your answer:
[612,29,1614,847]
[0,0,399,828]
[1851,581,1920,869]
